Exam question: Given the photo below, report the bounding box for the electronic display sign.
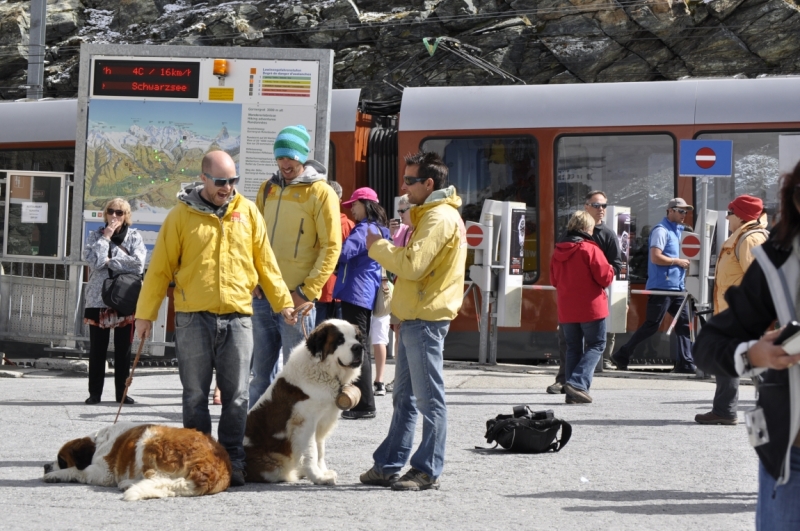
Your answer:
[92,59,201,98]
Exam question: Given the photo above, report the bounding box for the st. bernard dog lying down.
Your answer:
[245,318,364,485]
[43,422,232,501]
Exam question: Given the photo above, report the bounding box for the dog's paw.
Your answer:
[43,473,62,483]
[315,470,337,486]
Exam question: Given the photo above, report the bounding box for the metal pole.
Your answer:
[478,214,494,365]
[488,293,498,365]
[697,177,709,306]
[27,0,46,100]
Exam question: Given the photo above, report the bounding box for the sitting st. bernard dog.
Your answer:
[43,422,232,500]
[245,319,364,485]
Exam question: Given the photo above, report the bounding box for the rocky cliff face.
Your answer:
[1,0,799,101]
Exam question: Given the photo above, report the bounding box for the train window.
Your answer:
[555,134,676,283]
[420,136,539,283]
[696,131,796,219]
[0,149,75,173]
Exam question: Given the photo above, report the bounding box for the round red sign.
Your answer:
[695,147,716,170]
[466,225,484,247]
[682,234,701,258]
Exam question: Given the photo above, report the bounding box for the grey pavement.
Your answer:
[0,361,758,531]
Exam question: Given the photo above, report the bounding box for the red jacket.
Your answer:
[319,213,355,303]
[550,232,614,324]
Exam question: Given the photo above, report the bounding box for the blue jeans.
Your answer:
[562,319,606,392]
[249,296,315,409]
[757,446,800,530]
[616,293,693,369]
[174,311,252,471]
[373,320,449,480]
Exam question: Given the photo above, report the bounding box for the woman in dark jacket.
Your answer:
[82,198,147,405]
[550,211,614,404]
[334,187,390,419]
[694,161,800,531]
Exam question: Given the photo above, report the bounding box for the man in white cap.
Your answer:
[248,125,342,408]
[612,198,696,373]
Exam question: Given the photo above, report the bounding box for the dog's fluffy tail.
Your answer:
[122,477,198,501]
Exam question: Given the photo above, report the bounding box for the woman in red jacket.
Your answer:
[550,211,615,404]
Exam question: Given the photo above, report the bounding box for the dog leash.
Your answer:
[114,337,145,424]
[292,301,315,339]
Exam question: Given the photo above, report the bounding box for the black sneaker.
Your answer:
[85,396,100,405]
[342,410,376,420]
[115,396,134,404]
[391,468,440,491]
[374,382,386,396]
[610,352,628,371]
[230,468,246,487]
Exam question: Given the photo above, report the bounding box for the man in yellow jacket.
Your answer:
[695,194,768,425]
[359,151,467,491]
[135,150,294,487]
[248,125,342,408]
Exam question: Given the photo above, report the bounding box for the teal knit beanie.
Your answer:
[274,125,310,163]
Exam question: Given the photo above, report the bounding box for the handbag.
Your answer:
[372,268,393,318]
[480,405,572,453]
[101,243,142,317]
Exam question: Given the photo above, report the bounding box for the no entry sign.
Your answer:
[466,224,485,248]
[679,140,733,177]
[681,233,701,259]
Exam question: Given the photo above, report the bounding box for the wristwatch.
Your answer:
[295,284,316,303]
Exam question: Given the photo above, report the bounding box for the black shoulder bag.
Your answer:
[480,405,572,453]
[101,243,142,317]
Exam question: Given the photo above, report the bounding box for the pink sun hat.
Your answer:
[342,187,379,207]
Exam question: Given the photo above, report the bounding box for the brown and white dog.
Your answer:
[43,423,232,500]
[244,318,364,485]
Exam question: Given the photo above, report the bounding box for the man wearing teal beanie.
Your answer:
[249,125,342,407]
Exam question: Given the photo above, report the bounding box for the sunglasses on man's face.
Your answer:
[203,173,240,187]
[403,176,428,186]
[106,209,125,217]
[586,202,607,209]
[672,208,689,215]
[398,207,410,214]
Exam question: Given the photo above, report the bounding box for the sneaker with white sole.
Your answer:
[360,467,399,487]
[391,468,440,491]
[374,382,386,396]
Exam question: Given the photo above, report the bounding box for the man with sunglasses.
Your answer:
[249,125,342,407]
[359,151,467,491]
[547,190,623,394]
[611,197,696,373]
[135,150,295,488]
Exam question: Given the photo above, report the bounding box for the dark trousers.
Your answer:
[555,326,616,384]
[341,301,376,413]
[712,375,739,419]
[616,294,694,369]
[88,323,132,401]
[314,300,342,328]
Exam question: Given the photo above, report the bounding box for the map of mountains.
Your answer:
[84,123,240,211]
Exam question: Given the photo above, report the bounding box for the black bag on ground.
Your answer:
[101,244,142,316]
[482,405,572,453]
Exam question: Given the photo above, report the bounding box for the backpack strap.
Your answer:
[259,179,274,214]
[552,420,572,452]
[734,228,769,261]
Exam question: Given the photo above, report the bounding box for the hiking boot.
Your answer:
[610,352,628,371]
[385,380,394,393]
[360,467,399,487]
[374,382,386,396]
[230,468,246,487]
[546,382,565,395]
[391,468,440,491]
[695,411,738,425]
[563,384,593,404]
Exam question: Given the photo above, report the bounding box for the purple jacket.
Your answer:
[333,220,390,310]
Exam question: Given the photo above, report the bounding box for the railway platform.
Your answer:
[0,359,758,531]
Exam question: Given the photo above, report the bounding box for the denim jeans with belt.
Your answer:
[174,311,253,471]
[372,319,449,480]
[757,446,800,530]
[248,296,315,409]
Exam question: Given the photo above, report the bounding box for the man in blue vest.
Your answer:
[611,198,696,373]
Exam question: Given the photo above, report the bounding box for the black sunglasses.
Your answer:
[671,208,689,215]
[203,172,240,187]
[398,207,410,214]
[586,202,608,209]
[726,210,735,216]
[106,208,125,217]
[403,175,428,186]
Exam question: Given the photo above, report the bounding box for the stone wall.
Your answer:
[0,0,798,100]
